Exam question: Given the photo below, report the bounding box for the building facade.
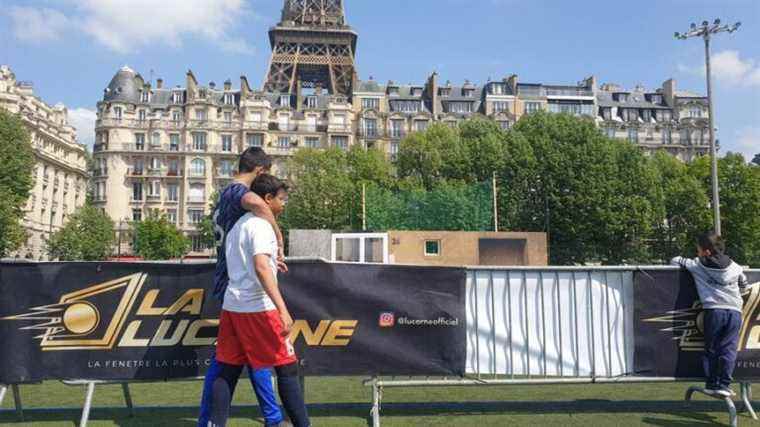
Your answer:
[0,65,89,260]
[92,0,710,256]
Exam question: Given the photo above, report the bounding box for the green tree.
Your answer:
[0,109,35,257]
[197,190,220,250]
[132,212,190,260]
[649,152,711,262]
[281,148,355,230]
[689,153,760,266]
[506,111,661,264]
[396,124,453,190]
[47,204,115,261]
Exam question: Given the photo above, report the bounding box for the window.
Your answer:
[439,87,451,97]
[222,135,233,152]
[149,157,161,171]
[524,102,542,114]
[414,120,429,132]
[305,137,320,148]
[689,106,703,118]
[219,160,234,177]
[362,98,380,110]
[606,127,616,138]
[151,132,160,146]
[642,109,652,122]
[628,128,639,143]
[166,209,177,224]
[278,113,290,130]
[191,235,207,252]
[662,128,672,144]
[135,133,145,150]
[188,184,205,203]
[498,121,511,130]
[168,159,180,176]
[132,182,143,201]
[114,107,122,120]
[137,109,147,122]
[132,209,142,222]
[133,158,144,175]
[390,120,405,138]
[491,83,506,95]
[192,132,207,151]
[306,96,318,109]
[463,89,474,97]
[548,102,595,116]
[448,102,473,113]
[172,111,182,122]
[388,86,399,95]
[616,93,629,103]
[602,108,612,120]
[277,136,290,148]
[170,134,180,151]
[390,142,399,156]
[198,89,207,99]
[250,111,263,124]
[223,112,232,123]
[280,95,290,107]
[172,91,183,104]
[492,101,509,113]
[167,183,179,201]
[389,100,422,113]
[332,135,348,150]
[680,129,690,144]
[650,94,663,104]
[191,159,206,177]
[195,109,207,121]
[698,128,707,145]
[425,240,440,256]
[148,180,161,197]
[304,115,317,132]
[141,91,150,103]
[188,209,204,224]
[363,118,378,137]
[247,134,263,147]
[224,93,234,105]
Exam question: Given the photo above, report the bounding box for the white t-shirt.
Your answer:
[223,213,278,313]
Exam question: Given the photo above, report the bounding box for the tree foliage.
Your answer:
[48,205,115,261]
[132,212,190,260]
[0,109,35,257]
[281,112,760,266]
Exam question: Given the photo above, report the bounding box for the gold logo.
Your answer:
[1,274,145,351]
[645,282,760,352]
[1,274,357,350]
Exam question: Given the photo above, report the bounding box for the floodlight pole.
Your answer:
[675,19,740,235]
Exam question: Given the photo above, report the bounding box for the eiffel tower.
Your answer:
[263,0,358,98]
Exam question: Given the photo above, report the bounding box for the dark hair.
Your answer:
[698,231,725,255]
[239,147,272,173]
[251,174,288,199]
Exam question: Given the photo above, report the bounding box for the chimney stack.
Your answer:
[156,78,163,89]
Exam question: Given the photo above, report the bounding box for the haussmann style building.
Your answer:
[91,0,712,257]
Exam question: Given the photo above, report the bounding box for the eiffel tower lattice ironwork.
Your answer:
[264,0,358,97]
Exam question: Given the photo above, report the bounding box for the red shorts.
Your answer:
[216,309,297,369]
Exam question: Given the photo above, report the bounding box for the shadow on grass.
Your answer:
[0,399,748,426]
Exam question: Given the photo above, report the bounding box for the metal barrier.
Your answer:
[364,266,760,427]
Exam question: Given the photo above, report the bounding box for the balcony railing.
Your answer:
[358,128,381,139]
[146,194,161,202]
[242,121,268,130]
[127,169,144,177]
[270,122,299,132]
[545,88,594,97]
[328,124,352,133]
[388,130,406,139]
[187,197,206,204]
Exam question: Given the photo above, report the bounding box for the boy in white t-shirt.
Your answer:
[210,174,309,427]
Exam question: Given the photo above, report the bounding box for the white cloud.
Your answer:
[8,7,71,43]
[67,108,97,149]
[679,50,760,88]
[9,1,255,54]
[733,127,760,160]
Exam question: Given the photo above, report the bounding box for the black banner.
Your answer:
[634,269,760,379]
[0,260,466,383]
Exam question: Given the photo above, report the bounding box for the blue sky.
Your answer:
[1,0,758,158]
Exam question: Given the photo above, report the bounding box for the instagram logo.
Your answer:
[379,312,395,327]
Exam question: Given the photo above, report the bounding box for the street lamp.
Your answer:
[675,19,740,235]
